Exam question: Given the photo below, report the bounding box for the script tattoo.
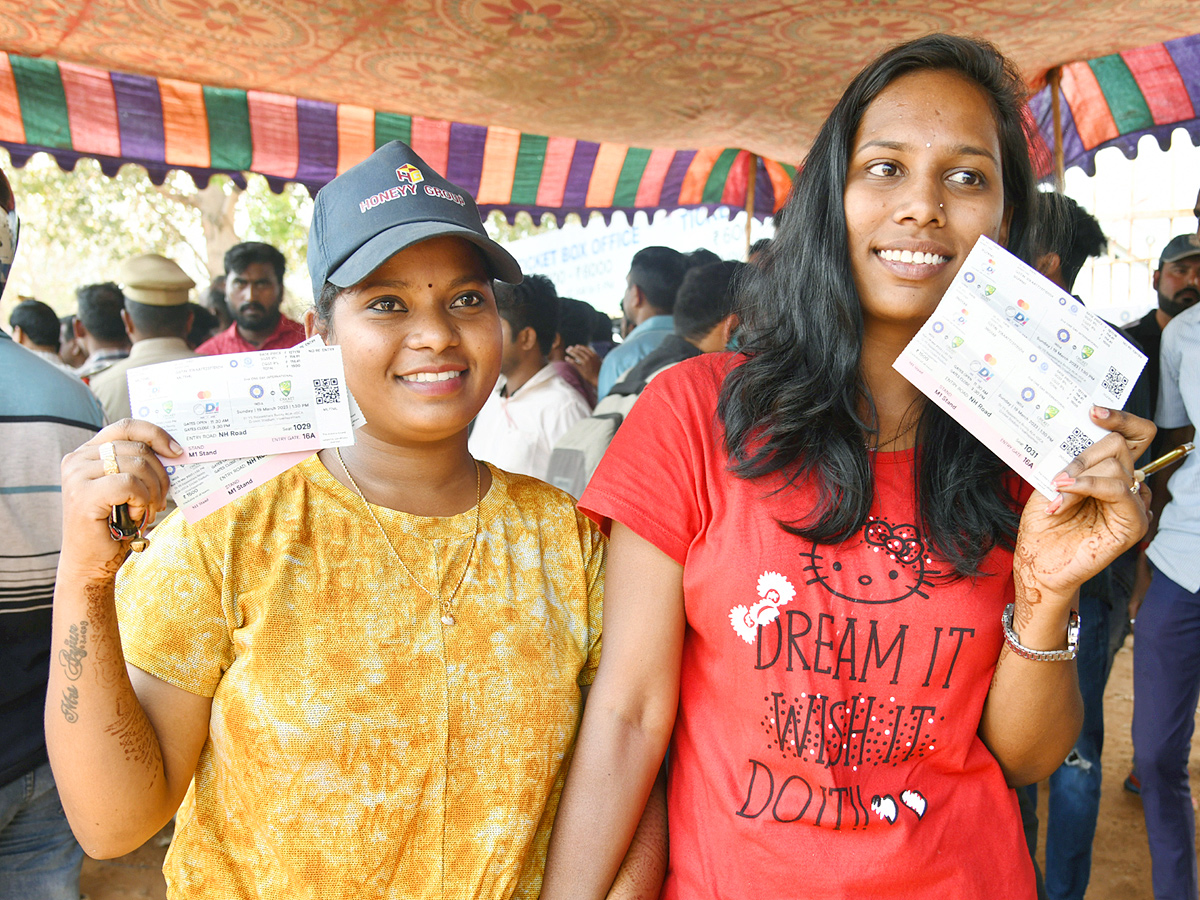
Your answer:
[60,685,80,723]
[58,621,88,680]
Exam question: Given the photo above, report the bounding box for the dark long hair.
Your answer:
[719,34,1038,576]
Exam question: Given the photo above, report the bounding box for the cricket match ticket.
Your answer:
[894,235,1147,499]
[126,342,355,464]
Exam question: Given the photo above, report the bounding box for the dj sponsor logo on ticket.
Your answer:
[895,235,1147,499]
[126,343,355,464]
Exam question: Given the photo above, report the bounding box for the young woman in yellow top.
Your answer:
[46,142,662,899]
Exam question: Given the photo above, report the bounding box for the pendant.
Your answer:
[441,614,455,626]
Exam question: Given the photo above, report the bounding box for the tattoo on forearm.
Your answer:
[58,621,88,680]
[104,695,161,784]
[61,685,79,723]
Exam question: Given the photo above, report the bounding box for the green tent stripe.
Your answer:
[780,162,797,179]
[202,87,252,170]
[10,57,71,149]
[374,112,411,148]
[701,148,742,203]
[510,134,549,206]
[612,147,652,207]
[1088,55,1154,134]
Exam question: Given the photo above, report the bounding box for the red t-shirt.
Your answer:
[580,353,1036,900]
[196,317,307,356]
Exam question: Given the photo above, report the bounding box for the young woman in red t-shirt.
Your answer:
[543,34,1154,899]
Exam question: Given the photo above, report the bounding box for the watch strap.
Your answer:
[1001,603,1079,661]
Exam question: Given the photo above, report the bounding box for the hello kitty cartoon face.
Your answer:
[797,516,940,604]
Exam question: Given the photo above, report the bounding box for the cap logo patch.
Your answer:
[424,185,466,207]
[396,164,425,185]
[1190,234,1200,249]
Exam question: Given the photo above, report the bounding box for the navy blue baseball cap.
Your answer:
[307,141,522,298]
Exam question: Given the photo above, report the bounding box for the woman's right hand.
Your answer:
[60,419,183,579]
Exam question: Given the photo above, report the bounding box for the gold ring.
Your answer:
[1129,478,1141,494]
[98,442,120,476]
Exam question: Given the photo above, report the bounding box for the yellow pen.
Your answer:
[1134,442,1195,483]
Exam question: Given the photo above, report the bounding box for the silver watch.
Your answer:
[1001,603,1080,661]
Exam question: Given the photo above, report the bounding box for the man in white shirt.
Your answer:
[469,274,589,480]
[1131,253,1200,899]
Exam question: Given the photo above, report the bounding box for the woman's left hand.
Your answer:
[1015,405,1155,599]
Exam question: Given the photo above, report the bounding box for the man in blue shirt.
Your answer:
[596,246,689,398]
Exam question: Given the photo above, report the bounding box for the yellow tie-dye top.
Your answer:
[115,456,604,900]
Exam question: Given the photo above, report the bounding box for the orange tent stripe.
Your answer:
[583,142,628,208]
[247,90,299,177]
[0,54,26,144]
[678,147,723,204]
[633,147,675,207]
[476,126,521,204]
[1120,44,1196,125]
[535,136,576,208]
[159,77,210,168]
[411,116,450,176]
[336,104,374,174]
[58,61,119,158]
[1060,62,1119,149]
[762,158,793,212]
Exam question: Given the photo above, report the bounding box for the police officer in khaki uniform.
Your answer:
[89,254,197,423]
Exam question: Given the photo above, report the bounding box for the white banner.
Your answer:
[504,208,773,315]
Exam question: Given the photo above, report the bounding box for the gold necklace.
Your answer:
[335,447,481,627]
[868,415,920,452]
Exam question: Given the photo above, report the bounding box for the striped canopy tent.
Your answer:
[0,51,795,224]
[1030,32,1200,181]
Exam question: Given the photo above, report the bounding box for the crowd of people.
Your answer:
[1,30,1198,900]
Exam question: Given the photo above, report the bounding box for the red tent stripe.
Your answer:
[584,142,627,208]
[58,61,120,158]
[0,54,23,143]
[1060,61,1119,149]
[476,126,521,204]
[159,78,210,168]
[247,90,299,178]
[633,147,675,208]
[535,136,576,208]
[336,104,375,175]
[411,116,450,176]
[720,150,750,206]
[1120,44,1196,124]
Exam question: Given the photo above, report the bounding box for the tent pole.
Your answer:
[745,153,757,258]
[1049,67,1066,192]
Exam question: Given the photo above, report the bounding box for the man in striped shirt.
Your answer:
[0,167,104,900]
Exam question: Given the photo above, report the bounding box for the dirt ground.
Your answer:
[79,638,1194,899]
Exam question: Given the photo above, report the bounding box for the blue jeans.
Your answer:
[1132,566,1200,900]
[0,761,84,900]
[1042,591,1111,900]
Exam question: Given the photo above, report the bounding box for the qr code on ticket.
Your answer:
[313,377,341,405]
[1059,427,1094,460]
[1102,366,1128,398]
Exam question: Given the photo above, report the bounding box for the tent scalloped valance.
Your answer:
[0,51,795,224]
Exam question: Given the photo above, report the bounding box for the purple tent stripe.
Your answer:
[753,157,775,216]
[561,140,600,208]
[111,72,165,163]
[446,122,487,198]
[659,150,696,206]
[1166,34,1200,111]
[295,98,339,184]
